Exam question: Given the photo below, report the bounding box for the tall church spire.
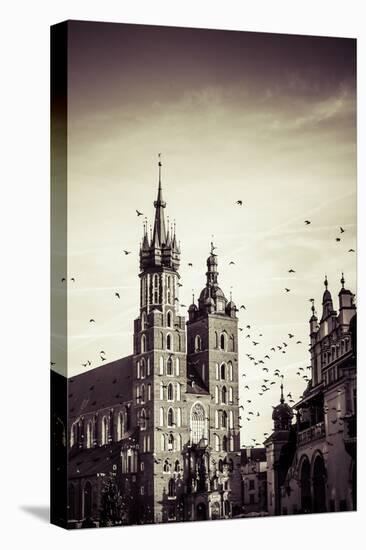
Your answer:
[152,154,167,247]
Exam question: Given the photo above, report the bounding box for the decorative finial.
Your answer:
[324,274,328,289]
[310,298,315,315]
[230,286,233,301]
[210,235,216,255]
[341,272,345,288]
[192,289,195,303]
[280,376,284,404]
[149,224,152,241]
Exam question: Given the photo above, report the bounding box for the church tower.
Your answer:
[186,245,242,513]
[132,157,187,523]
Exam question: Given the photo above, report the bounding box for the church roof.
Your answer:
[68,355,133,419]
[68,430,139,479]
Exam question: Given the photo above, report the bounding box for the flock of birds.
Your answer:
[52,197,355,446]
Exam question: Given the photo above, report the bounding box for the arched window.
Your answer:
[140,359,146,378]
[168,407,175,427]
[68,484,75,520]
[191,403,206,444]
[141,384,146,403]
[136,361,140,379]
[229,410,234,429]
[215,332,219,348]
[160,382,164,400]
[229,387,233,403]
[167,356,173,375]
[161,332,164,349]
[147,384,151,401]
[176,383,181,401]
[177,408,182,427]
[167,333,173,351]
[168,433,174,451]
[218,459,224,472]
[147,357,150,376]
[117,411,124,440]
[86,421,93,449]
[161,434,166,452]
[228,362,233,381]
[153,274,159,304]
[220,333,226,351]
[167,310,172,327]
[167,383,174,401]
[168,478,176,497]
[220,363,226,380]
[163,459,170,472]
[140,408,147,430]
[175,357,180,376]
[141,311,147,330]
[222,435,228,451]
[221,386,227,404]
[141,334,146,353]
[214,434,220,451]
[177,433,182,451]
[215,410,219,429]
[83,481,92,519]
[215,386,219,404]
[229,435,234,451]
[215,363,219,380]
[231,335,235,352]
[167,275,172,304]
[160,407,164,426]
[159,356,164,375]
[101,416,108,445]
[175,459,181,472]
[221,410,228,429]
[70,422,78,447]
[195,335,202,351]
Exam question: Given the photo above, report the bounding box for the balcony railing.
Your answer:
[298,421,325,446]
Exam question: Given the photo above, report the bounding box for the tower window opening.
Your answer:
[220,363,226,380]
[220,333,226,350]
[168,407,175,427]
[167,355,173,375]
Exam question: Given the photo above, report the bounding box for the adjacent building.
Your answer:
[264,276,357,515]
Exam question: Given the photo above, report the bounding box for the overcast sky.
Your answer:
[53,21,356,444]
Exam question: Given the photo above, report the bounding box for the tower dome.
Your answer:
[272,382,293,431]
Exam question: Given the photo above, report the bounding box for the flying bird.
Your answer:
[285,288,291,292]
[288,269,295,273]
[89,319,95,323]
[229,261,236,265]
[240,305,246,310]
[348,249,355,252]
[236,200,243,206]
[340,227,345,233]
[136,210,143,216]
[123,250,131,255]
[115,292,120,299]
[304,220,311,225]
[70,277,75,282]
[335,237,341,242]
[188,263,193,267]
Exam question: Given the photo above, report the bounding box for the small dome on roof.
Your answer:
[188,303,198,312]
[227,300,236,310]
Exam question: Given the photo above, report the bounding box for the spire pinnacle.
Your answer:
[324,274,328,289]
[341,272,345,288]
[280,376,284,404]
[152,153,167,246]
